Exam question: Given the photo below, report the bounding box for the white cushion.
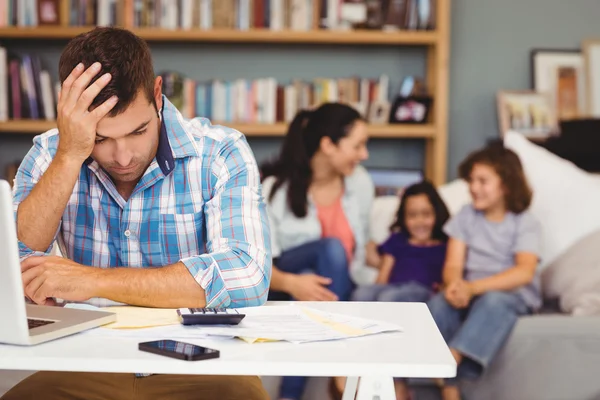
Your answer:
[542,229,600,315]
[369,196,400,245]
[438,179,470,216]
[504,131,600,269]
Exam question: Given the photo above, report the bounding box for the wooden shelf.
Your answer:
[0,27,438,45]
[0,120,435,138]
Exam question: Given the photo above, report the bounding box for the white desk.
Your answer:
[0,302,456,400]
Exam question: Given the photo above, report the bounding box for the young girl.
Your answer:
[353,181,449,303]
[352,181,450,400]
[428,145,541,400]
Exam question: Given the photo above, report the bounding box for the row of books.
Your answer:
[1,0,436,32]
[0,50,390,124]
[0,49,58,121]
[160,72,390,124]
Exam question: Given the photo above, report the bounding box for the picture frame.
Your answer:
[367,167,424,197]
[583,40,600,117]
[389,96,432,124]
[496,91,558,139]
[37,0,61,25]
[530,49,586,120]
[367,100,391,124]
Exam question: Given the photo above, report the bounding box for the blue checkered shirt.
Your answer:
[12,96,272,309]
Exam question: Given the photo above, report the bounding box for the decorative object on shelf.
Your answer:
[38,0,61,26]
[583,40,600,118]
[530,49,586,121]
[497,91,558,139]
[365,0,384,29]
[389,95,432,124]
[368,101,391,124]
[388,75,431,124]
[398,75,427,98]
[340,0,368,30]
[367,167,424,197]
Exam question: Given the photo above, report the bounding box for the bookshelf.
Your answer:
[0,0,450,186]
[0,27,437,45]
[0,120,436,138]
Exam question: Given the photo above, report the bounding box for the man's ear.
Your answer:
[154,76,163,112]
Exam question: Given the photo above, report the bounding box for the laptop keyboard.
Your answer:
[28,318,55,330]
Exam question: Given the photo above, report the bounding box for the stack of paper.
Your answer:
[72,304,402,344]
[196,306,403,344]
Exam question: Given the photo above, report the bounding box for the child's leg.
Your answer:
[377,282,432,303]
[427,292,464,344]
[448,291,529,380]
[442,386,462,400]
[427,293,465,391]
[279,376,307,400]
[351,284,390,302]
[394,379,411,400]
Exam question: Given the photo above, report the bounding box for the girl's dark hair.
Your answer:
[261,103,364,218]
[390,181,450,241]
[458,144,532,214]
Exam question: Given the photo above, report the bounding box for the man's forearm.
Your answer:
[94,262,207,308]
[17,154,82,251]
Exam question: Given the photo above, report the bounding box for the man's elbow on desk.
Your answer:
[182,251,272,309]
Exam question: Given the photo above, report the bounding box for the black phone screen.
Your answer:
[138,340,220,361]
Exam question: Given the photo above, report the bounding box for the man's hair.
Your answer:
[58,27,155,117]
[459,144,532,214]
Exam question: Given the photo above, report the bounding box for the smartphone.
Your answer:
[138,340,220,361]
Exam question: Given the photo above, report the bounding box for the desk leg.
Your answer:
[351,376,395,400]
[342,377,360,400]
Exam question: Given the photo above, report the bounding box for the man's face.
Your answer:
[91,82,162,185]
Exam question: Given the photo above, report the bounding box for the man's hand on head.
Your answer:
[56,62,118,163]
[21,256,101,305]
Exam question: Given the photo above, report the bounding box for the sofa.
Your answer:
[365,132,600,400]
[371,187,600,400]
[3,132,600,400]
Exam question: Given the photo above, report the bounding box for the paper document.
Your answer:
[65,304,180,329]
[101,306,180,329]
[195,305,402,344]
[69,303,401,343]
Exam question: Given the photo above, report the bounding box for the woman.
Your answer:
[261,103,376,400]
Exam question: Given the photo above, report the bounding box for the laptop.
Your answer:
[0,180,116,345]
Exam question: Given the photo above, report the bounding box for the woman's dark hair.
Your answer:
[261,103,364,218]
[458,144,532,214]
[390,181,450,241]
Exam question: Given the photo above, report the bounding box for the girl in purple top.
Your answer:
[353,181,450,304]
[352,181,449,399]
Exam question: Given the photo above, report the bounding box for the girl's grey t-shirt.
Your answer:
[444,204,542,309]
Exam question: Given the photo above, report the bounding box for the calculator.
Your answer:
[177,308,246,326]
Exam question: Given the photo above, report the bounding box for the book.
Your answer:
[0,47,7,121]
[383,0,407,30]
[212,0,235,29]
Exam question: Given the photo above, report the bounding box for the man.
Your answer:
[2,27,271,400]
